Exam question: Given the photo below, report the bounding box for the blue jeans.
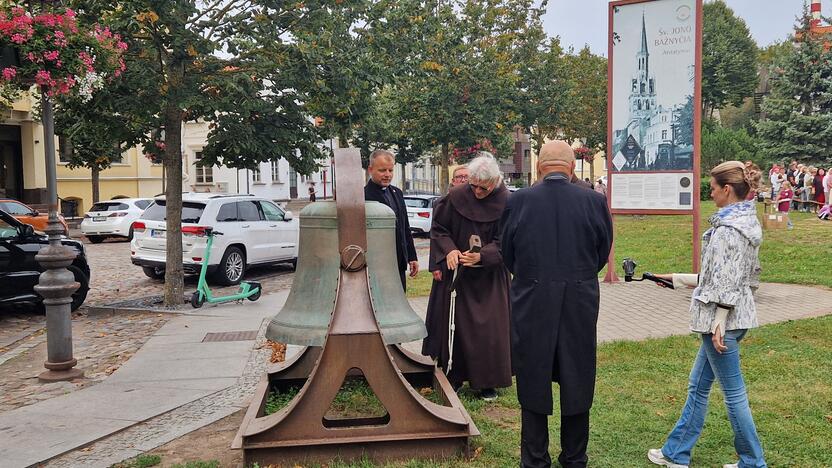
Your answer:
[661,330,767,467]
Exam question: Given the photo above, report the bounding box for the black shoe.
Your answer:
[479,388,498,401]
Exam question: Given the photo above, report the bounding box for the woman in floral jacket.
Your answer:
[648,161,767,468]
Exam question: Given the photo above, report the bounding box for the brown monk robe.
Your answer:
[421,182,512,392]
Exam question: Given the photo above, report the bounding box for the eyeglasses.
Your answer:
[469,182,492,192]
[453,175,468,181]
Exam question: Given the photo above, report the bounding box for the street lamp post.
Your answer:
[35,90,83,382]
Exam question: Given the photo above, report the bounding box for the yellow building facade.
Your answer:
[1,93,48,204]
[57,146,163,216]
[1,93,163,216]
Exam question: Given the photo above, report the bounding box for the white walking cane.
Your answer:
[447,267,460,374]
[446,235,482,375]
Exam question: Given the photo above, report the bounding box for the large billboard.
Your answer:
[608,0,701,213]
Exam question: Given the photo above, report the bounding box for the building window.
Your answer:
[662,130,668,140]
[252,167,261,183]
[194,151,213,183]
[58,136,72,163]
[111,143,124,164]
[270,160,280,182]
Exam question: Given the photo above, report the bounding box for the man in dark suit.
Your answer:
[501,140,613,468]
[364,149,419,289]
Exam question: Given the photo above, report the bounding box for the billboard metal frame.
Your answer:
[605,0,703,281]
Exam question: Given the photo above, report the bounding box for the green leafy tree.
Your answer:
[702,0,759,117]
[386,0,541,194]
[702,123,761,175]
[756,9,832,166]
[55,50,158,204]
[517,36,573,158]
[260,0,381,148]
[353,85,428,191]
[561,47,607,182]
[70,1,325,306]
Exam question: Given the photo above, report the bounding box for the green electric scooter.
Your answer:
[190,227,262,308]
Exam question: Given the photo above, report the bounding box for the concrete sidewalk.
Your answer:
[3,281,832,467]
[0,291,290,468]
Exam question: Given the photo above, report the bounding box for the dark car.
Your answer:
[0,209,90,311]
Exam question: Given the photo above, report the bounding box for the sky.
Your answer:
[543,0,824,56]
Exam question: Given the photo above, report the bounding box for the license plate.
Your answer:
[93,216,106,222]
[151,229,166,238]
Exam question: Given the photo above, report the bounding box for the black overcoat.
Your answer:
[364,180,417,271]
[501,176,613,416]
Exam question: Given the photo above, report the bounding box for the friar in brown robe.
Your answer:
[421,182,512,393]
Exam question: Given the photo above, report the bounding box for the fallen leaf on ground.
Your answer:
[469,446,484,461]
[266,340,287,363]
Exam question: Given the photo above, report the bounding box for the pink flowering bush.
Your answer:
[0,6,126,101]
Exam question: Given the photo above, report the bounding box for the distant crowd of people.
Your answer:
[769,160,831,221]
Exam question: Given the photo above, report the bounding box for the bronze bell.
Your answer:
[266,200,427,346]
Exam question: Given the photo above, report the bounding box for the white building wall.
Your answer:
[180,120,334,201]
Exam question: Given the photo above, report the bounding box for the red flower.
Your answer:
[1,67,17,80]
[34,69,53,86]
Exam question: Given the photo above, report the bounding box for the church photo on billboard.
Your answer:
[611,0,695,172]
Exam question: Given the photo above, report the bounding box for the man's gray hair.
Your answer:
[467,152,503,185]
[369,149,395,166]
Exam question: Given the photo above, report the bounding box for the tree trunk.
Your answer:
[439,143,450,195]
[91,166,100,203]
[163,62,185,307]
[588,156,595,183]
[400,162,407,192]
[338,128,349,149]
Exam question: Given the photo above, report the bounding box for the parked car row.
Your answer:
[0,209,89,311]
[0,189,442,312]
[0,199,69,235]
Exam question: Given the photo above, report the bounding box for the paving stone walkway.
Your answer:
[0,311,170,413]
[0,281,829,468]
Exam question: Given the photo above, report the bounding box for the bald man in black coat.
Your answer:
[501,141,613,468]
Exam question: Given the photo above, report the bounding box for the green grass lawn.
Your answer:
[407,201,832,298]
[606,201,832,287]
[302,316,831,467]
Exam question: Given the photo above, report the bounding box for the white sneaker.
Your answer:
[647,449,689,468]
[723,464,738,468]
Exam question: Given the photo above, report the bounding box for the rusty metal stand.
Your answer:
[233,150,478,466]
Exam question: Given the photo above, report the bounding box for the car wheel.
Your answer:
[143,266,165,280]
[213,246,245,286]
[289,258,298,270]
[88,235,105,244]
[190,291,205,308]
[68,265,90,312]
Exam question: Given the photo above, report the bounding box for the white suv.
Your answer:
[130,193,298,285]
